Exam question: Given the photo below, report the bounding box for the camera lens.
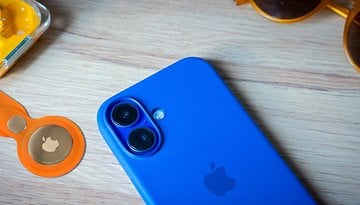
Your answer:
[128,128,156,152]
[112,104,139,126]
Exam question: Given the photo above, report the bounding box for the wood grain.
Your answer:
[1,0,359,204]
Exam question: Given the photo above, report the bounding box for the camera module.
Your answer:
[112,104,139,126]
[128,128,156,152]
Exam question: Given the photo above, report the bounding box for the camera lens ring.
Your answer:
[128,127,156,153]
[112,103,139,127]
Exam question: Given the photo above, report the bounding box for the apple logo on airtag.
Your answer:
[41,136,59,152]
[204,161,236,196]
[28,125,73,165]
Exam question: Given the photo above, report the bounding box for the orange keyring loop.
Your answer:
[18,116,85,177]
[0,91,85,177]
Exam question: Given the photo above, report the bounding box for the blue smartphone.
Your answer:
[97,57,316,204]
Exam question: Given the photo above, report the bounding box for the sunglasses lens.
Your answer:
[347,12,360,67]
[253,0,322,19]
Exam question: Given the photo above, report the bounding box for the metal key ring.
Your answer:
[0,91,85,177]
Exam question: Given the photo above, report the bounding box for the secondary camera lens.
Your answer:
[128,128,156,152]
[112,104,139,126]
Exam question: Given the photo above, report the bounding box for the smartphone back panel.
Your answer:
[97,57,315,204]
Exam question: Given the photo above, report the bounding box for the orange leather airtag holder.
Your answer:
[0,91,85,177]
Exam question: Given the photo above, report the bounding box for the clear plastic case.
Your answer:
[0,0,50,78]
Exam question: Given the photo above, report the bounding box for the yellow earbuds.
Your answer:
[0,0,50,78]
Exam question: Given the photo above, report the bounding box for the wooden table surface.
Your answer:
[1,0,360,204]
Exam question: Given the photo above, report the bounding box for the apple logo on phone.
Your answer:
[204,161,236,196]
[41,136,59,152]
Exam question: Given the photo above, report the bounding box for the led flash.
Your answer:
[153,108,165,120]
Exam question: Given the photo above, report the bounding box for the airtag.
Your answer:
[28,125,73,165]
[0,91,85,177]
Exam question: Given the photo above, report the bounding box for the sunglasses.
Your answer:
[235,0,360,73]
